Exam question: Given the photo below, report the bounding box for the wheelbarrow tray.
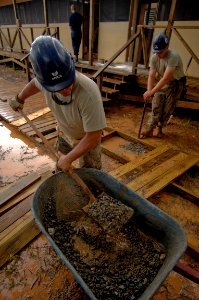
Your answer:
[32,169,187,300]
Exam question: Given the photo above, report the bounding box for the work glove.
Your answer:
[9,94,24,111]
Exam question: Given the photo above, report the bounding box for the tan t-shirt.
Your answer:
[34,71,106,145]
[150,49,185,81]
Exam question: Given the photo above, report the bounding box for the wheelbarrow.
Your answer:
[32,169,187,300]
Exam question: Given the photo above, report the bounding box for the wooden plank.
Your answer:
[170,182,199,206]
[174,262,199,285]
[110,145,171,178]
[0,195,32,233]
[11,107,51,126]
[19,115,55,131]
[176,100,199,110]
[118,95,199,110]
[101,130,117,142]
[0,211,40,268]
[102,146,129,164]
[128,152,188,191]
[135,155,199,199]
[35,131,58,143]
[117,131,154,150]
[27,123,57,137]
[0,169,53,215]
[0,173,41,207]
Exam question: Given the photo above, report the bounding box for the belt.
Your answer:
[174,76,186,83]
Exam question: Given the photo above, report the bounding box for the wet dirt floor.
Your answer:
[0,66,199,299]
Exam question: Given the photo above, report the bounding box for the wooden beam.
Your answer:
[0,211,40,268]
[170,182,199,206]
[93,31,140,79]
[11,107,51,126]
[0,195,32,233]
[173,28,199,66]
[0,173,41,207]
[140,27,147,67]
[110,145,171,178]
[129,0,139,63]
[126,0,134,61]
[174,262,199,285]
[88,0,94,65]
[0,0,31,7]
[165,0,177,38]
[134,155,199,199]
[43,0,50,34]
[0,169,53,215]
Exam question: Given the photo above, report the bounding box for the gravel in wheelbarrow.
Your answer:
[42,193,166,300]
[32,169,187,300]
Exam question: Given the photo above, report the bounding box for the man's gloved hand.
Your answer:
[9,95,24,111]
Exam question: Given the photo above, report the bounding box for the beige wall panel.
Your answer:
[98,22,128,62]
[153,21,199,78]
[55,23,74,56]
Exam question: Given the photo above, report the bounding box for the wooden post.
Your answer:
[165,0,177,39]
[43,0,50,35]
[89,0,94,65]
[126,0,134,61]
[129,0,139,63]
[140,27,147,67]
[12,0,23,51]
[96,73,103,92]
[132,27,141,74]
[0,29,3,48]
[30,27,34,43]
[7,28,12,49]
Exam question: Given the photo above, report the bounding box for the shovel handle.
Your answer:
[18,109,96,204]
[138,101,147,139]
[18,109,58,160]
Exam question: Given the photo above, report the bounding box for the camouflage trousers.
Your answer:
[55,135,102,170]
[148,80,184,128]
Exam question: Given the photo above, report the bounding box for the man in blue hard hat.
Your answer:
[141,32,186,138]
[9,36,106,172]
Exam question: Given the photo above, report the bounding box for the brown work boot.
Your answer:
[141,126,154,138]
[155,126,163,138]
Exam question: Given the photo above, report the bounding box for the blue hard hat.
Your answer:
[30,36,75,92]
[153,32,169,53]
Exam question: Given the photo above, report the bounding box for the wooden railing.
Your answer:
[92,25,199,90]
[0,25,59,81]
[0,25,59,52]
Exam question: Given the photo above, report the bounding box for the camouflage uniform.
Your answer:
[56,135,102,170]
[148,78,185,128]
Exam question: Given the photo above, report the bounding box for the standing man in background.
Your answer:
[69,3,83,63]
[141,32,186,138]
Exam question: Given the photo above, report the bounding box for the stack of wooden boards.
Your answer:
[0,169,54,268]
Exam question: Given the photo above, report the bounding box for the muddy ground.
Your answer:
[0,65,199,299]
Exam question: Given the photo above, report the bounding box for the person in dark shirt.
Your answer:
[69,4,83,63]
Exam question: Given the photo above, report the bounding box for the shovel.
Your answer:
[138,100,147,139]
[18,109,96,221]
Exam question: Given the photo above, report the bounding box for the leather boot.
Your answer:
[141,126,154,138]
[156,125,163,138]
